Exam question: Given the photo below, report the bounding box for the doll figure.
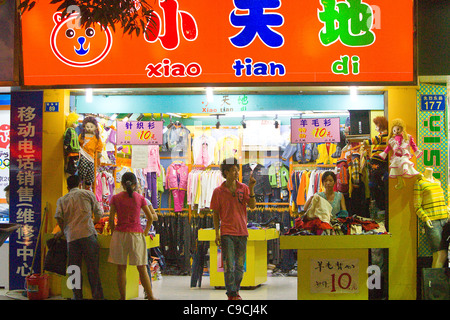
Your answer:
[64,112,80,175]
[378,118,423,189]
[78,116,103,189]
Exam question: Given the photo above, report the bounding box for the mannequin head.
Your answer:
[66,112,79,129]
[423,168,434,180]
[81,116,100,140]
[388,118,408,141]
[373,116,388,133]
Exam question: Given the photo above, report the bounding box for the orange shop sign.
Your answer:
[21,0,415,86]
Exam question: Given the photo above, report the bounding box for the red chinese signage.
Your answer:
[21,0,415,86]
[116,121,164,145]
[291,118,341,143]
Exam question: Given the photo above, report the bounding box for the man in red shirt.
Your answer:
[210,157,256,300]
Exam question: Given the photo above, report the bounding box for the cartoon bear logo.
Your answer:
[50,12,113,67]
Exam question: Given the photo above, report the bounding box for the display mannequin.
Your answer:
[379,118,422,189]
[413,168,450,267]
[365,116,389,211]
[64,112,80,175]
[78,116,103,189]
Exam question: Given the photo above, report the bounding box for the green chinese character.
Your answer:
[238,95,249,106]
[318,0,375,47]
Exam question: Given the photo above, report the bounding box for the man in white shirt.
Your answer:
[55,175,104,300]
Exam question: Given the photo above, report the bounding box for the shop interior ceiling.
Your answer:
[70,85,386,122]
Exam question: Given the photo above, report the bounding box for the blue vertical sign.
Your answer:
[9,91,43,290]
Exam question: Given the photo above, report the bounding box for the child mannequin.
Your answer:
[78,116,103,189]
[64,112,80,175]
[378,118,422,189]
[413,168,450,267]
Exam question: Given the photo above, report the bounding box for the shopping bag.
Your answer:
[44,237,67,276]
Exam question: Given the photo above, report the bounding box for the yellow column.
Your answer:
[42,89,71,295]
[387,87,419,300]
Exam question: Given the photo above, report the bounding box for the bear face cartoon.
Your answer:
[50,12,113,67]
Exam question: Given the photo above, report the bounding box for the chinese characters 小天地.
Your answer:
[229,0,286,78]
[229,0,284,48]
[318,0,375,47]
[318,0,377,76]
[144,0,198,50]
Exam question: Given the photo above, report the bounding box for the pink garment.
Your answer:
[110,191,147,233]
[95,173,103,202]
[210,181,250,237]
[380,134,423,178]
[144,145,161,176]
[195,143,209,167]
[172,189,186,212]
[166,162,189,212]
[193,135,216,167]
[166,162,189,190]
[382,134,422,159]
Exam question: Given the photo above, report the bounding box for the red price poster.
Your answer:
[291,118,340,144]
[116,121,163,145]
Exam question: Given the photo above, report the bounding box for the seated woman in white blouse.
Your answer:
[304,171,347,218]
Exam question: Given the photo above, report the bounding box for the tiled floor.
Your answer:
[0,274,298,300]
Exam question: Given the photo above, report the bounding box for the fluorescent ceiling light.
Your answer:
[206,87,214,103]
[166,113,182,118]
[350,86,358,99]
[85,88,93,103]
[189,110,349,119]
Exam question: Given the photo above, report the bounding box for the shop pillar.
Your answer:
[42,89,70,295]
[386,87,418,300]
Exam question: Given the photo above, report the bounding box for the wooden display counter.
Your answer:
[280,234,392,300]
[198,228,279,288]
[44,233,159,300]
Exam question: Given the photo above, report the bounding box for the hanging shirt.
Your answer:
[144,145,161,176]
[214,135,240,164]
[192,135,216,167]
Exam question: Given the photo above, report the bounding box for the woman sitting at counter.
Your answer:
[303,171,348,219]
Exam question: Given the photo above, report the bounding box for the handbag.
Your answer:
[44,237,67,276]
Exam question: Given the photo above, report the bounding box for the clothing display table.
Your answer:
[280,234,392,300]
[198,228,279,288]
[44,233,159,300]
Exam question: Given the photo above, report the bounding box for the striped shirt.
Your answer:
[413,178,449,222]
[369,132,388,161]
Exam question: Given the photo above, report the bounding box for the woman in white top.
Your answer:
[304,171,347,217]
